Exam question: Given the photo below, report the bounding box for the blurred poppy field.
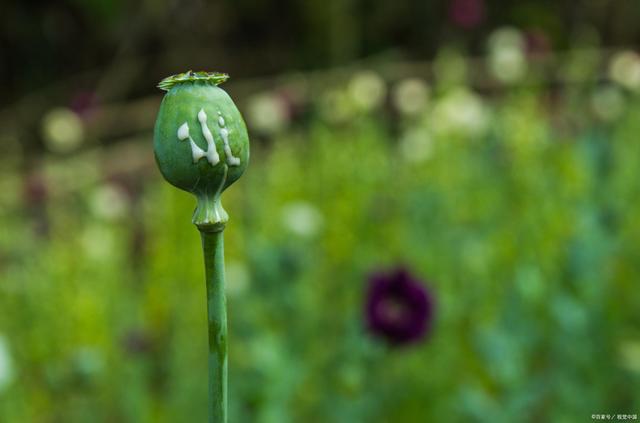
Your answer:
[2,1,640,422]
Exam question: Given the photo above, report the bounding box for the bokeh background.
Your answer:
[2,1,640,421]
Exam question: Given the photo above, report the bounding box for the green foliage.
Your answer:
[1,78,640,422]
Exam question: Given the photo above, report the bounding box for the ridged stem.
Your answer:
[200,229,228,423]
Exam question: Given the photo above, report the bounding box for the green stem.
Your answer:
[200,229,228,423]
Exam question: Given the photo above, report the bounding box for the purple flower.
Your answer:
[70,91,99,119]
[121,329,154,355]
[365,268,434,346]
[525,29,552,57]
[23,173,48,207]
[23,173,49,236]
[449,0,485,30]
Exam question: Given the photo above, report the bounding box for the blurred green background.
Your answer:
[2,1,640,422]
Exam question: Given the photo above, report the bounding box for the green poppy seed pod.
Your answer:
[154,71,250,232]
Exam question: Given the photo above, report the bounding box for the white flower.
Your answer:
[348,70,387,112]
[399,128,434,163]
[431,88,490,137]
[90,184,129,221]
[319,89,355,124]
[280,201,324,238]
[41,108,84,153]
[0,335,14,392]
[591,85,626,122]
[609,51,640,92]
[487,27,527,84]
[392,78,430,116]
[246,92,290,135]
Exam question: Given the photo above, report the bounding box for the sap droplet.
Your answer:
[198,108,207,123]
[176,108,220,166]
[177,122,190,140]
[219,127,241,166]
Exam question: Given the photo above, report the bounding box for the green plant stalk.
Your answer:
[200,228,228,423]
[154,72,248,422]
